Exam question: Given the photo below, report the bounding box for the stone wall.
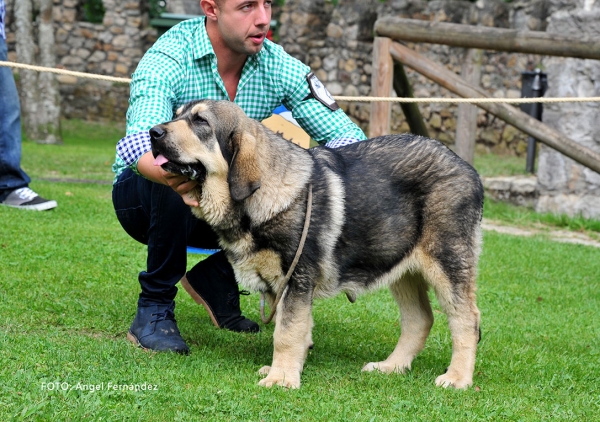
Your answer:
[4,0,157,122]
[277,0,580,156]
[536,3,600,218]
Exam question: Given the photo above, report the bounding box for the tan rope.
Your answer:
[2,60,600,104]
[0,61,132,84]
[334,95,600,104]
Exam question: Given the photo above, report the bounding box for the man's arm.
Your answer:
[118,37,187,171]
[275,51,367,146]
[126,44,186,135]
[116,46,199,205]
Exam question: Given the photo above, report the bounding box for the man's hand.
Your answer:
[137,151,199,207]
[159,168,199,207]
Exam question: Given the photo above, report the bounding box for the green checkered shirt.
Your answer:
[112,17,366,182]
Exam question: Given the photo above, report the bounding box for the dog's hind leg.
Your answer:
[258,285,314,389]
[418,248,480,389]
[362,272,433,374]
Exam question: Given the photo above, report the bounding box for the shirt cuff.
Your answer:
[116,131,152,167]
[325,137,364,148]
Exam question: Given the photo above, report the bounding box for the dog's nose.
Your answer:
[149,126,166,140]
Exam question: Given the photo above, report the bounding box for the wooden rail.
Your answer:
[375,17,600,60]
[386,40,600,174]
[369,16,600,174]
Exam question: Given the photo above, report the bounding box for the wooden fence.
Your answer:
[370,18,600,175]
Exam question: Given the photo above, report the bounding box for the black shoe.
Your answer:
[181,251,260,333]
[127,302,190,354]
[0,187,57,210]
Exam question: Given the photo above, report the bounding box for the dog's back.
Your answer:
[307,134,483,291]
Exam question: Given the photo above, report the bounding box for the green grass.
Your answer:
[473,152,529,178]
[484,198,600,239]
[21,119,124,182]
[472,151,600,237]
[1,120,599,420]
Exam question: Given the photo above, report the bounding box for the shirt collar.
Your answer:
[192,17,214,60]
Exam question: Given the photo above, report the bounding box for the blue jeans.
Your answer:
[112,168,220,306]
[0,36,30,201]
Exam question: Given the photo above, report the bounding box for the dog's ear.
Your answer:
[228,131,261,202]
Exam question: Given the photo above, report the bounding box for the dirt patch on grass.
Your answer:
[482,219,600,248]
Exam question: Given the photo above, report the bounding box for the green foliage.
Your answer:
[1,119,599,419]
[82,0,105,24]
[149,0,167,18]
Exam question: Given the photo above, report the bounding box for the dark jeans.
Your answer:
[0,36,31,202]
[112,168,220,306]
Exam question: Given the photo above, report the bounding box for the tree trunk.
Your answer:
[36,0,61,144]
[14,0,62,144]
[14,0,38,137]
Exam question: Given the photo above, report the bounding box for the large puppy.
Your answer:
[150,100,484,389]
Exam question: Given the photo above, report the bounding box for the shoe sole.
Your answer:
[180,275,221,328]
[126,330,190,354]
[126,331,150,350]
[1,200,57,211]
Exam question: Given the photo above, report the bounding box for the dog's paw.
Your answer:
[435,371,472,389]
[258,365,271,376]
[257,366,300,389]
[362,361,409,374]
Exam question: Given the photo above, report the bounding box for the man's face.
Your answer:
[214,0,272,56]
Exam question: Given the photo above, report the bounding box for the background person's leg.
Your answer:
[0,37,56,211]
[0,36,30,201]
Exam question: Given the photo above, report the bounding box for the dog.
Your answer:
[149,99,484,389]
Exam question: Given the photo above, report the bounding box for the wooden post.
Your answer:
[369,37,393,138]
[389,41,600,175]
[375,17,600,60]
[392,62,429,138]
[455,48,482,165]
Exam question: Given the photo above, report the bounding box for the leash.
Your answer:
[259,184,313,324]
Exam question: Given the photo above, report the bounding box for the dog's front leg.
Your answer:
[258,285,313,389]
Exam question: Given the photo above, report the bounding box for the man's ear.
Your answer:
[228,131,261,202]
[200,0,218,21]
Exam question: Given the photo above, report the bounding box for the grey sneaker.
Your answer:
[1,187,57,211]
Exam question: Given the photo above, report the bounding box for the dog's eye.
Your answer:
[193,114,209,126]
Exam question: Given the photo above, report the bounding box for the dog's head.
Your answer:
[150,100,262,202]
